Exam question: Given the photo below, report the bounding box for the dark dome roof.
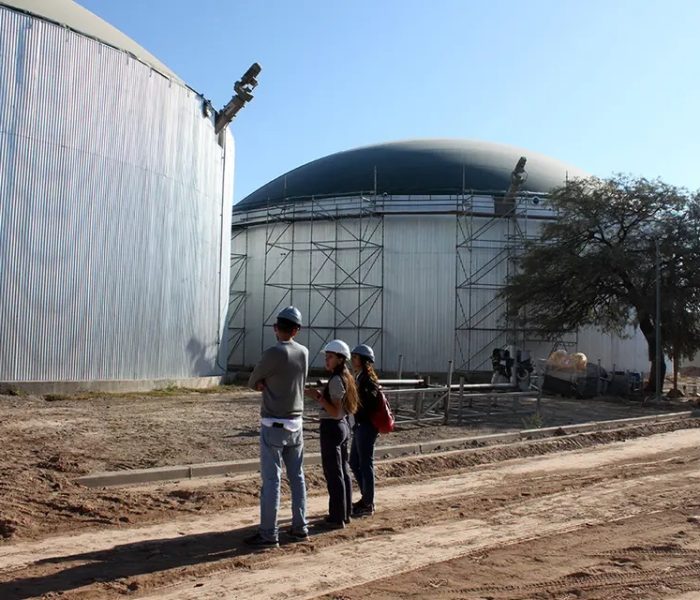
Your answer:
[236,138,587,210]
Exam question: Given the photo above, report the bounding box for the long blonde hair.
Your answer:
[330,357,359,414]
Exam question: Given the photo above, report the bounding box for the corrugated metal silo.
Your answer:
[0,0,233,384]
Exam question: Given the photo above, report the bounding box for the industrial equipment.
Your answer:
[215,62,261,134]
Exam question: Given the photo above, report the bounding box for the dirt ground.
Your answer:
[2,385,700,598]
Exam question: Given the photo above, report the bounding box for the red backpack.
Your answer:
[371,388,395,434]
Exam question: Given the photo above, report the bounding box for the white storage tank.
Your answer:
[229,139,649,375]
[0,0,234,385]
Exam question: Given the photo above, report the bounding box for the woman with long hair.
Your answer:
[349,344,379,517]
[306,339,359,528]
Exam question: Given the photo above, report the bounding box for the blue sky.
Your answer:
[78,0,700,202]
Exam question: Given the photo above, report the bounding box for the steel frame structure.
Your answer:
[259,195,384,367]
[454,194,577,374]
[227,227,248,367]
[229,187,579,375]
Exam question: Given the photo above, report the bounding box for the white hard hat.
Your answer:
[277,306,302,326]
[323,339,351,360]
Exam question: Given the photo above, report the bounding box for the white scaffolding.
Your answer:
[454,193,577,374]
[257,194,384,367]
[227,228,248,367]
[230,188,578,375]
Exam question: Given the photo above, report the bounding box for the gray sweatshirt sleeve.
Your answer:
[248,348,279,390]
[328,375,346,403]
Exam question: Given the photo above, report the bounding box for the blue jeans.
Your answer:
[259,425,307,542]
[349,421,378,506]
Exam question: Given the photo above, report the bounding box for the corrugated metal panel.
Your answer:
[383,215,456,374]
[0,8,229,381]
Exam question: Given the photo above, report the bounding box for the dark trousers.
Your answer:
[349,421,378,506]
[320,418,352,523]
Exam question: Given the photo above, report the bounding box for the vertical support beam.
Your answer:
[357,196,362,347]
[417,386,424,423]
[379,210,385,371]
[334,204,339,339]
[536,361,545,416]
[307,197,315,352]
[290,201,296,308]
[261,204,271,355]
[444,360,454,424]
[458,376,464,425]
[655,237,662,402]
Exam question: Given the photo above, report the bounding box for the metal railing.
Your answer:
[305,360,545,426]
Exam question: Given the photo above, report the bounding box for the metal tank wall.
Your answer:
[0,6,233,381]
[575,327,648,374]
[233,210,512,372]
[232,200,650,375]
[382,214,456,374]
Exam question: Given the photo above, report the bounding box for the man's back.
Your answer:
[249,340,308,419]
[244,306,309,549]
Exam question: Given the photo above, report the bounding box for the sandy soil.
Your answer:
[0,386,691,542]
[2,386,700,598]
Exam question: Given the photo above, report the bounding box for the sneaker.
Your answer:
[287,528,310,541]
[243,532,279,548]
[352,501,375,517]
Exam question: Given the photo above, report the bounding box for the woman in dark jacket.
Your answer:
[349,344,379,517]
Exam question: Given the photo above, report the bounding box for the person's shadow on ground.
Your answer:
[0,521,314,600]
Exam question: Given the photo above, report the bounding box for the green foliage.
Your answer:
[43,393,71,402]
[521,412,544,430]
[502,175,700,377]
[0,386,25,397]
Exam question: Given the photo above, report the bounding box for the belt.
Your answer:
[271,422,285,428]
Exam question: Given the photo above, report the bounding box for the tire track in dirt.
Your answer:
[2,418,697,544]
[2,426,700,572]
[142,468,700,600]
[446,564,700,595]
[3,427,700,599]
[324,504,700,599]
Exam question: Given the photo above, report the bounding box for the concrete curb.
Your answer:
[76,410,695,488]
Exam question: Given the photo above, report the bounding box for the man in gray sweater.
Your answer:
[244,306,309,548]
